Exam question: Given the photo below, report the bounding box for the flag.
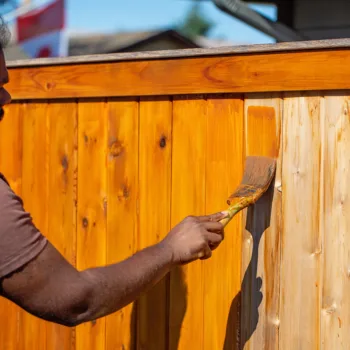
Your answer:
[16,0,67,58]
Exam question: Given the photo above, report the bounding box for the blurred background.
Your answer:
[0,0,348,61]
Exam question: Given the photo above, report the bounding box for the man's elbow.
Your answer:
[22,273,98,328]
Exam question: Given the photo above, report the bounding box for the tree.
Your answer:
[178,3,214,39]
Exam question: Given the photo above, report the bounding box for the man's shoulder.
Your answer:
[0,173,9,186]
[0,173,23,209]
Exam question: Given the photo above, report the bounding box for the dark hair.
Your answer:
[0,16,10,49]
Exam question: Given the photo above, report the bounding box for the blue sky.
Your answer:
[6,0,277,45]
[66,0,277,44]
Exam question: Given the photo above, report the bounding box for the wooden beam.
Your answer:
[7,48,350,100]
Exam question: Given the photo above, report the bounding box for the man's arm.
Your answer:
[0,213,226,327]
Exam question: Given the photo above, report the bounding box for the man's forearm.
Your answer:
[76,240,174,323]
[1,239,174,327]
[1,213,225,328]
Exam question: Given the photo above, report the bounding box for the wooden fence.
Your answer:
[1,38,350,349]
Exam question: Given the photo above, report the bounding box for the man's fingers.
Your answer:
[197,211,228,223]
[198,244,212,260]
[203,221,225,232]
[205,230,224,245]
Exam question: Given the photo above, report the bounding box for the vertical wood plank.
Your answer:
[137,97,172,349]
[105,98,139,350]
[321,93,350,349]
[0,103,23,350]
[203,95,244,350]
[169,96,207,350]
[241,94,282,350]
[76,100,107,350]
[280,92,323,349]
[46,101,78,350]
[20,102,49,350]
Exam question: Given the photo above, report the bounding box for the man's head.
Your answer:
[0,16,12,120]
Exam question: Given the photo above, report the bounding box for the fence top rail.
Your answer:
[6,38,350,68]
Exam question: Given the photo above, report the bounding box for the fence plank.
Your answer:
[169,96,207,350]
[105,99,139,350]
[46,101,78,350]
[137,97,172,349]
[0,103,23,350]
[20,102,49,350]
[76,100,107,350]
[8,50,350,100]
[203,95,244,350]
[241,95,282,350]
[321,93,350,349]
[280,92,323,349]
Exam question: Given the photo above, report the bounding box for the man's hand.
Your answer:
[162,212,228,264]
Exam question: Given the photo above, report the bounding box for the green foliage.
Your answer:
[178,3,214,39]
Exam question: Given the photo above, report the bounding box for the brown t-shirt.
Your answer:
[0,174,47,279]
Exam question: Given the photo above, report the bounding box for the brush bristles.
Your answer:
[227,156,276,205]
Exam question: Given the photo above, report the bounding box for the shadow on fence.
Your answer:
[224,179,275,349]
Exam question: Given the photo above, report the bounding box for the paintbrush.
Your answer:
[220,155,276,227]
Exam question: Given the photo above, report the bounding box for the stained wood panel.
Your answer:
[76,100,108,350]
[321,93,350,349]
[105,99,139,350]
[20,102,49,350]
[137,97,172,349]
[46,101,78,350]
[7,50,350,100]
[170,96,207,350]
[203,95,244,350]
[0,103,23,350]
[241,95,282,350]
[280,92,323,349]
[3,44,350,349]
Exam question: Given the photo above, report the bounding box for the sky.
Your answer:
[66,0,277,44]
[5,0,278,45]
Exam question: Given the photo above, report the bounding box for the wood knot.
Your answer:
[325,304,337,314]
[159,136,167,148]
[117,185,130,201]
[82,217,89,228]
[83,134,88,144]
[61,155,69,171]
[46,82,55,90]
[109,139,124,158]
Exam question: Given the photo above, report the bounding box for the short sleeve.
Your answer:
[0,174,47,278]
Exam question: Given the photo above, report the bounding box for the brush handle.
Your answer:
[197,202,246,259]
[219,204,243,227]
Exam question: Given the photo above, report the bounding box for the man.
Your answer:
[0,19,227,327]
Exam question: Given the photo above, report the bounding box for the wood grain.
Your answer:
[0,103,23,350]
[20,102,49,350]
[241,95,282,350]
[203,95,244,350]
[105,99,139,350]
[137,97,172,349]
[76,100,107,350]
[321,93,350,349]
[7,50,350,100]
[280,92,323,349]
[169,96,207,350]
[46,101,78,350]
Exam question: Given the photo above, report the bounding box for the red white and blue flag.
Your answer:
[16,0,67,58]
